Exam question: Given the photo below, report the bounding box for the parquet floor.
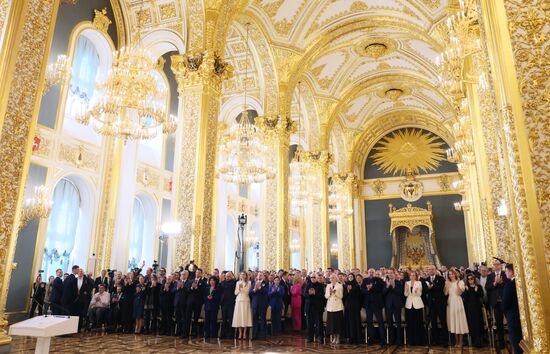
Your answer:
[8,333,508,353]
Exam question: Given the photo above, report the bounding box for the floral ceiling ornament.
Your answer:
[371,128,446,176]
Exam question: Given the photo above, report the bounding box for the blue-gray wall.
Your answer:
[6,164,48,321]
[329,221,338,269]
[364,194,468,268]
[158,199,172,267]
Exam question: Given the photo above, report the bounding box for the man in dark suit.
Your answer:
[49,268,64,315]
[94,269,110,292]
[485,259,509,349]
[184,269,207,337]
[173,271,189,336]
[304,273,325,343]
[160,275,175,335]
[61,265,79,316]
[383,268,404,346]
[250,272,269,340]
[361,268,386,345]
[503,264,522,354]
[220,271,237,339]
[426,265,448,346]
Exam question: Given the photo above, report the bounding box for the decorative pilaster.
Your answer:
[171,52,232,270]
[256,114,295,270]
[332,172,357,270]
[480,1,550,351]
[0,0,59,343]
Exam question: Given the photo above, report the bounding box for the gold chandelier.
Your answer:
[289,82,313,207]
[218,23,272,185]
[20,185,53,229]
[328,177,353,221]
[77,13,176,141]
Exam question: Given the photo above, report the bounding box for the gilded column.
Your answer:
[480,0,550,351]
[257,114,295,270]
[0,0,59,343]
[334,172,357,270]
[171,52,232,270]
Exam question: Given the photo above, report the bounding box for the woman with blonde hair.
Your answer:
[232,272,252,339]
[325,274,344,344]
[290,276,303,331]
[445,269,469,347]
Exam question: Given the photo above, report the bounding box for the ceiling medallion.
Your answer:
[354,38,396,59]
[385,88,404,101]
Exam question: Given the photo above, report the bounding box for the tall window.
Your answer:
[65,35,99,119]
[128,197,145,270]
[42,178,81,277]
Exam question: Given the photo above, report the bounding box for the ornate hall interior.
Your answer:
[0,0,548,353]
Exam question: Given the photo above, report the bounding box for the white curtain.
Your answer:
[65,35,99,119]
[128,198,145,270]
[42,178,81,277]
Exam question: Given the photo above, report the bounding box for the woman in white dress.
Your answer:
[232,272,253,339]
[445,269,469,348]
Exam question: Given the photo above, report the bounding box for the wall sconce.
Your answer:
[19,185,53,229]
[43,54,71,95]
[497,198,509,216]
[454,198,469,211]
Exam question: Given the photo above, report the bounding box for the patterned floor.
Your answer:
[8,333,507,353]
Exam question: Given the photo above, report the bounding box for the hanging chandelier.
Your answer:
[289,82,313,207]
[328,177,353,221]
[218,23,273,185]
[77,12,176,141]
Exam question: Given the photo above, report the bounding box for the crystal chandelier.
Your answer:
[435,0,480,100]
[289,82,313,207]
[218,23,273,185]
[328,177,353,221]
[20,185,53,229]
[77,13,176,141]
[43,54,71,95]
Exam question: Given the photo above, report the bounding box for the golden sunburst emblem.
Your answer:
[371,129,446,176]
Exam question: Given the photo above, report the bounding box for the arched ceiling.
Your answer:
[120,0,456,171]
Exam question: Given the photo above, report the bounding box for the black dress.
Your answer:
[462,284,484,347]
[133,283,147,319]
[343,280,362,344]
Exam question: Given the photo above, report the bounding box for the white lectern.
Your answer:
[9,315,79,354]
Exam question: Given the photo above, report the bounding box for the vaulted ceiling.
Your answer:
[120,0,456,170]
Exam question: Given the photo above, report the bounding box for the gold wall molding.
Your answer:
[0,0,59,343]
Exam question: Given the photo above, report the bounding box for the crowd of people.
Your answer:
[29,259,522,353]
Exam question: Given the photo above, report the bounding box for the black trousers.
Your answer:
[493,303,505,349]
[220,303,235,338]
[306,307,324,341]
[365,305,385,344]
[429,302,448,345]
[144,308,158,332]
[29,300,43,318]
[183,303,202,337]
[386,305,402,345]
[406,307,425,345]
[252,305,267,339]
[161,304,174,335]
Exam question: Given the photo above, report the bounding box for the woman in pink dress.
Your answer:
[290,276,303,331]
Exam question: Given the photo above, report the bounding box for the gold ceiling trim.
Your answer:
[370,128,446,176]
[353,37,397,58]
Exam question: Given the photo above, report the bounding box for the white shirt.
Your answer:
[90,291,110,309]
[479,276,488,301]
[77,277,83,290]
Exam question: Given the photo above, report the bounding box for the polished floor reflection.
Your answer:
[9,333,507,353]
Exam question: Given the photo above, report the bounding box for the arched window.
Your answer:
[128,197,145,270]
[65,35,100,120]
[42,178,81,277]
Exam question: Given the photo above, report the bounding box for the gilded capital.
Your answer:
[256,113,296,144]
[171,51,233,92]
[306,150,333,173]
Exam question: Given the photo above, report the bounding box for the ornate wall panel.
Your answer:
[0,0,58,341]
